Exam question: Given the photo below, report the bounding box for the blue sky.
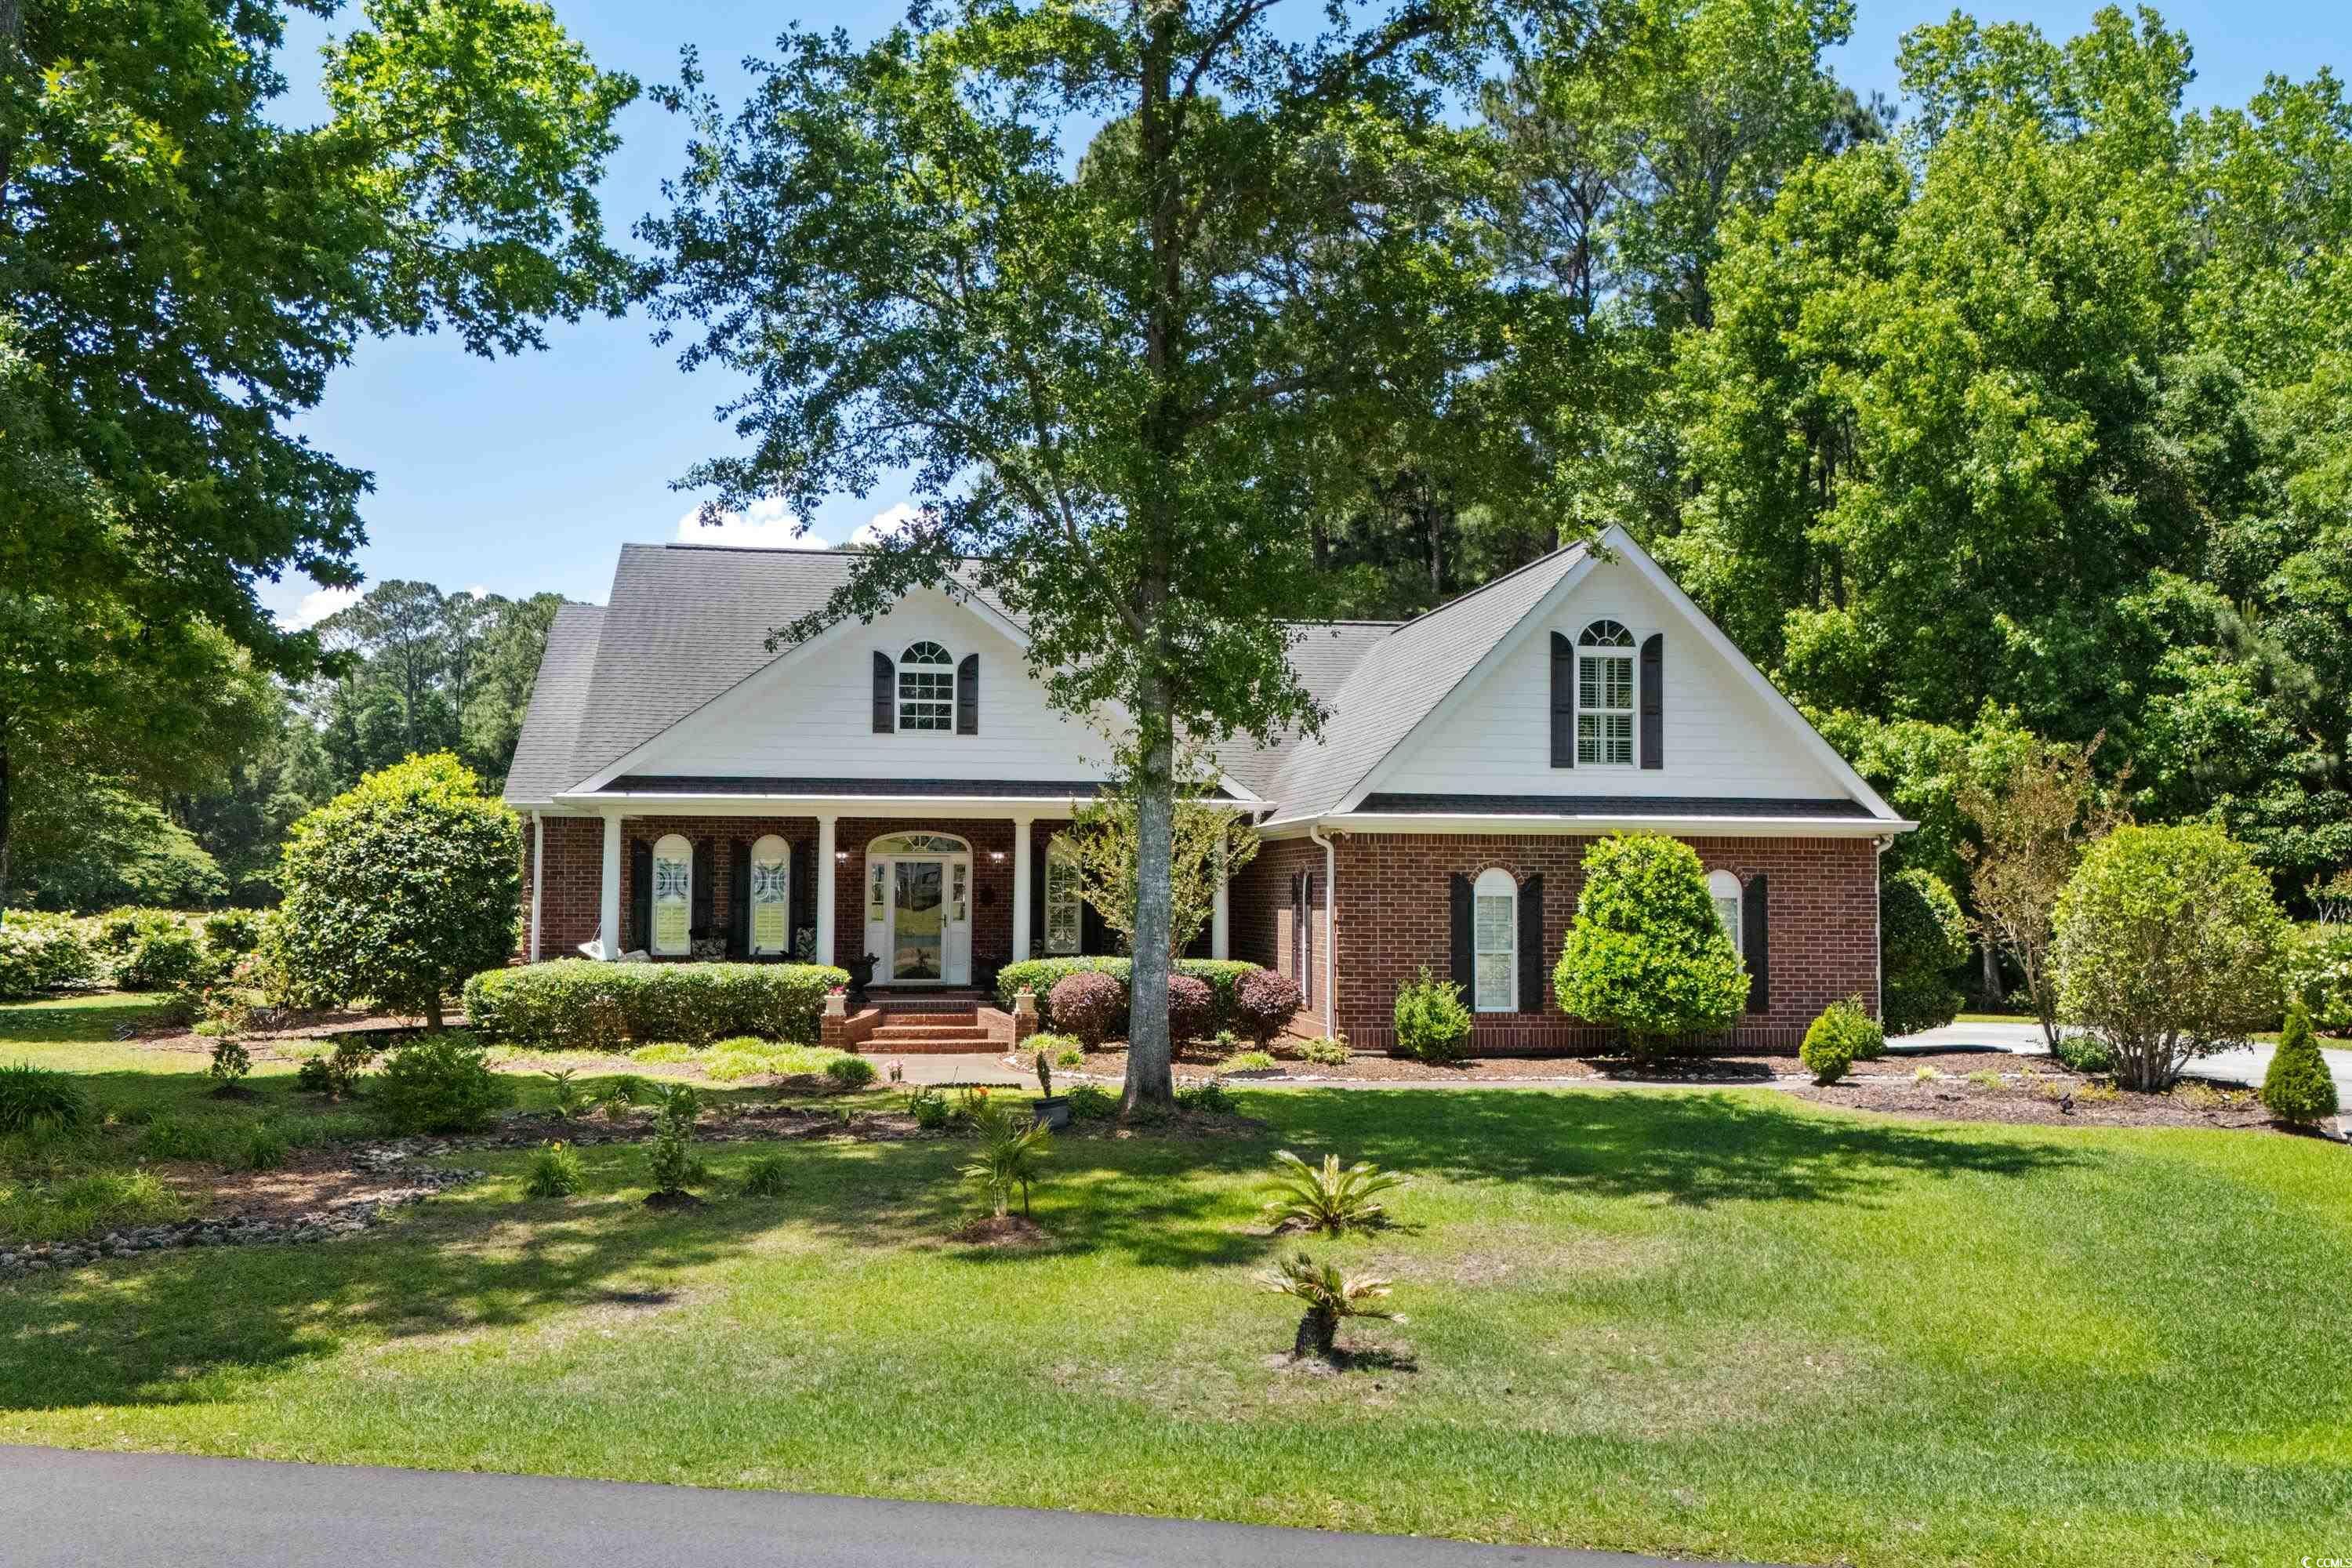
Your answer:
[263,0,2346,626]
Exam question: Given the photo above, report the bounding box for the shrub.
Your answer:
[0,912,99,1000]
[1882,868,1969,1035]
[462,960,849,1049]
[645,1082,706,1196]
[2261,1000,2340,1125]
[1047,971,1126,1047]
[597,1075,646,1118]
[1258,1251,1396,1360]
[1555,833,1748,1057]
[207,1036,252,1088]
[2051,1033,2114,1075]
[1221,1049,1279,1073]
[906,1088,952,1129]
[1233,968,1303,1047]
[201,908,267,958]
[111,914,215,991]
[741,1152,793,1197]
[1392,967,1473,1064]
[1063,1083,1117,1121]
[2053,824,2287,1091]
[1029,1031,1085,1068]
[242,1127,289,1171]
[525,1140,586,1198]
[960,1096,1051,1218]
[1264,1149,1404,1235]
[542,1068,590,1119]
[292,1038,376,1098]
[994,956,1266,1035]
[1800,1000,1878,1085]
[372,1035,513,1134]
[269,754,521,1028]
[2284,923,2352,1035]
[825,1054,877,1091]
[0,1062,93,1135]
[1294,1035,1350,1066]
[1165,974,1214,1043]
[1176,1080,1235,1115]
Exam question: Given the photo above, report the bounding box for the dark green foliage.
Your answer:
[242,1128,289,1172]
[740,1152,793,1199]
[994,958,1264,1036]
[645,1083,707,1197]
[462,960,849,1049]
[0,1062,93,1135]
[1393,967,1474,1064]
[207,1037,252,1087]
[0,913,97,1000]
[2052,1034,2115,1075]
[270,755,519,1027]
[1555,834,1748,1055]
[824,1055,877,1091]
[107,913,215,992]
[372,1036,513,1134]
[525,1141,586,1199]
[2261,1001,2340,1124]
[1062,1083,1119,1121]
[1176,1081,1236,1116]
[1882,869,1969,1036]
[1801,1000,1882,1086]
[201,909,267,958]
[905,1088,952,1131]
[292,1039,378,1099]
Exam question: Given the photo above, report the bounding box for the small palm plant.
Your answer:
[1264,1149,1405,1235]
[960,1096,1051,1218]
[543,1067,590,1120]
[1259,1251,1396,1359]
[596,1074,645,1121]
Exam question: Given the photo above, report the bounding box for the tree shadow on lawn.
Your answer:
[0,995,176,1045]
[1256,1087,2089,1208]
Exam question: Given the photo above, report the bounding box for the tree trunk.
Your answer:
[1978,939,2003,1007]
[0,739,12,919]
[426,992,445,1032]
[1294,1308,1336,1359]
[1123,720,1177,1111]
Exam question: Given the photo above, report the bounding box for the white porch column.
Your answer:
[1212,834,1230,960]
[1010,816,1034,962]
[597,810,622,960]
[528,811,544,963]
[815,815,838,967]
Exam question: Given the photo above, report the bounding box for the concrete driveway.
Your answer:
[0,1446,1755,1568]
[1890,1019,2352,1102]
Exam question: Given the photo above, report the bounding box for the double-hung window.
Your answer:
[1577,619,1636,766]
[1044,837,1083,956]
[898,641,955,731]
[1473,866,1517,1013]
[1708,869,1743,956]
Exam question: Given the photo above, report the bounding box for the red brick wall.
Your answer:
[1231,830,1880,1055]
[524,815,605,959]
[1229,838,1330,1029]
[525,814,822,961]
[832,818,1019,978]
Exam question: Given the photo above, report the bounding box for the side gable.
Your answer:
[502,602,605,807]
[1330,527,1902,823]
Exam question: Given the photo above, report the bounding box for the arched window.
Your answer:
[898,641,955,731]
[1472,866,1517,1013]
[1708,869,1743,956]
[650,833,693,957]
[1044,836,1083,956]
[748,834,790,956]
[1577,619,1637,766]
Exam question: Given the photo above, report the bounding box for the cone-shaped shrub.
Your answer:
[2261,1000,2339,1125]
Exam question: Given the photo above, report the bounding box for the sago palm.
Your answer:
[1263,1149,1405,1235]
[1258,1250,1396,1359]
[960,1098,1051,1217]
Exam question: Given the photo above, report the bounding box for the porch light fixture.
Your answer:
[989,850,1006,863]
[835,850,848,862]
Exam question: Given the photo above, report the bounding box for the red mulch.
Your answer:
[947,1214,1047,1247]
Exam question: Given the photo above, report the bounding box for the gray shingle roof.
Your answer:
[1261,543,1590,822]
[502,602,604,805]
[1210,619,1396,797]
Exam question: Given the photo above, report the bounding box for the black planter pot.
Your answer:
[1032,1095,1071,1131]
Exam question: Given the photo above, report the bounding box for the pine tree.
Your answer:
[2260,1000,2339,1127]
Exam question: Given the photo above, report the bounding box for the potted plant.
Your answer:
[844,952,877,1005]
[1032,1049,1071,1129]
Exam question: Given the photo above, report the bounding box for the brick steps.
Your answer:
[850,999,1005,1054]
[868,1024,991,1044]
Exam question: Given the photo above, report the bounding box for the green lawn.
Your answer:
[4,995,2349,1565]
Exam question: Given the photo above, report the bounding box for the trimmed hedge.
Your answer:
[994,956,1263,1036]
[0,913,100,1001]
[463,960,850,1049]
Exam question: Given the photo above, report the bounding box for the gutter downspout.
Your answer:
[530,810,545,964]
[1308,823,1337,1035]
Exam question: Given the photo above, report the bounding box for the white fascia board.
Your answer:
[552,790,1100,818]
[1319,812,1916,839]
[1330,547,1600,815]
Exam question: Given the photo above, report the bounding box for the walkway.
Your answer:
[0,1446,1753,1568]
[1892,1019,2352,1101]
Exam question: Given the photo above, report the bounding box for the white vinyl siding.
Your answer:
[1473,866,1516,1012]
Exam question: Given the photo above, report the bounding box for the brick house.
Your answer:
[504,526,1911,1053]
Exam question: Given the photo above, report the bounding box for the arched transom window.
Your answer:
[1577,619,1636,767]
[650,833,693,957]
[1473,866,1517,1013]
[898,641,955,731]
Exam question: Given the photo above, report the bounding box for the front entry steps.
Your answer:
[848,993,1011,1054]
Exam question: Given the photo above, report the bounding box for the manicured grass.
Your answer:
[2,996,2349,1564]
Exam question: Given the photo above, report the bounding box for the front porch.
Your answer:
[519,790,1232,990]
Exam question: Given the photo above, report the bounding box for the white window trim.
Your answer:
[650,833,693,957]
[1044,836,1083,956]
[1708,869,1743,956]
[1472,866,1517,1014]
[897,641,956,732]
[748,833,790,957]
[1577,619,1638,768]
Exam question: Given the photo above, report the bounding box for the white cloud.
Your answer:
[278,584,361,631]
[461,584,489,600]
[673,495,924,550]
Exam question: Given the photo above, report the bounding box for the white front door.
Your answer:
[864,834,972,984]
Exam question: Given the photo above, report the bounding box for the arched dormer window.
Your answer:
[898,641,955,731]
[1472,866,1517,1013]
[1708,869,1743,956]
[1577,619,1637,767]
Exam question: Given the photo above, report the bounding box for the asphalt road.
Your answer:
[0,1446,1755,1568]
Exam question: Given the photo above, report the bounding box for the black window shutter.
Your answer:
[1449,872,1474,998]
[1550,631,1575,768]
[789,840,813,954]
[1640,633,1664,769]
[872,650,895,733]
[1030,833,1047,953]
[1744,873,1770,1014]
[629,838,652,953]
[692,837,715,934]
[1516,873,1545,1014]
[1290,869,1305,982]
[728,840,751,958]
[956,653,978,734]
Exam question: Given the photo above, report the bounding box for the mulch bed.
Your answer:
[947,1214,1048,1247]
[148,1147,477,1224]
[1784,1067,2328,1136]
